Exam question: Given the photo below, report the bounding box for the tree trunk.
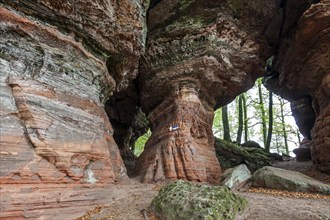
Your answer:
[258,79,267,148]
[276,135,280,154]
[222,105,231,141]
[242,93,248,142]
[265,91,273,152]
[297,129,301,144]
[280,98,289,154]
[236,95,243,144]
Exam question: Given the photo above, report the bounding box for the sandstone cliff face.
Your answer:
[136,0,277,183]
[1,0,149,90]
[265,0,330,174]
[0,0,329,218]
[0,0,148,218]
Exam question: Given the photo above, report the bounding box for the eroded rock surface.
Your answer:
[221,164,252,190]
[265,0,330,173]
[1,0,329,218]
[136,0,278,182]
[0,7,123,184]
[0,0,148,218]
[136,85,221,183]
[0,0,149,179]
[1,0,149,90]
[293,138,312,161]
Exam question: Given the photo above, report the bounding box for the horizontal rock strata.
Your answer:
[0,7,123,184]
[136,0,277,182]
[265,0,330,174]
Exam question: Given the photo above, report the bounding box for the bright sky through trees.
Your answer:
[213,81,301,156]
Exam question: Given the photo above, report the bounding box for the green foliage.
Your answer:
[213,78,302,156]
[133,129,151,156]
[213,108,222,138]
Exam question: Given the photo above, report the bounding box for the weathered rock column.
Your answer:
[264,1,330,174]
[311,74,330,174]
[136,0,275,183]
[136,82,221,183]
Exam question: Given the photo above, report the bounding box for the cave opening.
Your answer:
[212,78,308,161]
[104,92,150,177]
[104,77,311,180]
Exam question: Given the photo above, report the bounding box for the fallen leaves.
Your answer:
[303,170,330,184]
[248,187,330,199]
[75,206,103,220]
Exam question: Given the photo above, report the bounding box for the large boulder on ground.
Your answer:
[270,153,284,161]
[221,164,252,190]
[293,148,312,161]
[241,141,262,149]
[253,166,330,195]
[215,139,272,172]
[150,180,247,220]
[293,138,312,161]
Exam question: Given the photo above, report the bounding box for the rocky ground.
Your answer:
[74,160,330,220]
[1,160,329,219]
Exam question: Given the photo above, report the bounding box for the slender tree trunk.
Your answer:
[242,94,248,142]
[222,105,231,141]
[258,79,267,148]
[265,91,273,152]
[276,135,280,154]
[297,129,301,143]
[236,95,243,144]
[280,98,289,154]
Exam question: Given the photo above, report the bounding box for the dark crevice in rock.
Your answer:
[291,97,316,139]
[105,83,149,176]
[149,0,162,9]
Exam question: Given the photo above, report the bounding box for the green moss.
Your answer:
[228,0,244,11]
[151,180,247,220]
[0,50,6,59]
[227,0,245,18]
[165,16,210,32]
[215,138,272,171]
[178,0,195,11]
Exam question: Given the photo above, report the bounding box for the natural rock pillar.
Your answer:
[135,82,221,183]
[311,74,330,174]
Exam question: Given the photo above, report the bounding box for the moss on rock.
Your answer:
[253,166,330,195]
[215,138,272,172]
[150,180,247,220]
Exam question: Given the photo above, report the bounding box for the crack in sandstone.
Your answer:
[8,81,47,150]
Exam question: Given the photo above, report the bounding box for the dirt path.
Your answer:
[2,161,326,219]
[78,161,330,220]
[77,183,330,220]
[76,180,159,220]
[238,192,330,220]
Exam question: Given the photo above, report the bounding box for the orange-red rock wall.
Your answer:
[0,7,124,184]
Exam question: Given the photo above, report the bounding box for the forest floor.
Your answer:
[77,160,330,220]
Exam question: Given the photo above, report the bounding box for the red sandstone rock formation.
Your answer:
[136,83,221,183]
[0,0,148,218]
[0,0,148,182]
[1,0,149,91]
[136,0,277,182]
[265,0,330,174]
[1,0,329,218]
